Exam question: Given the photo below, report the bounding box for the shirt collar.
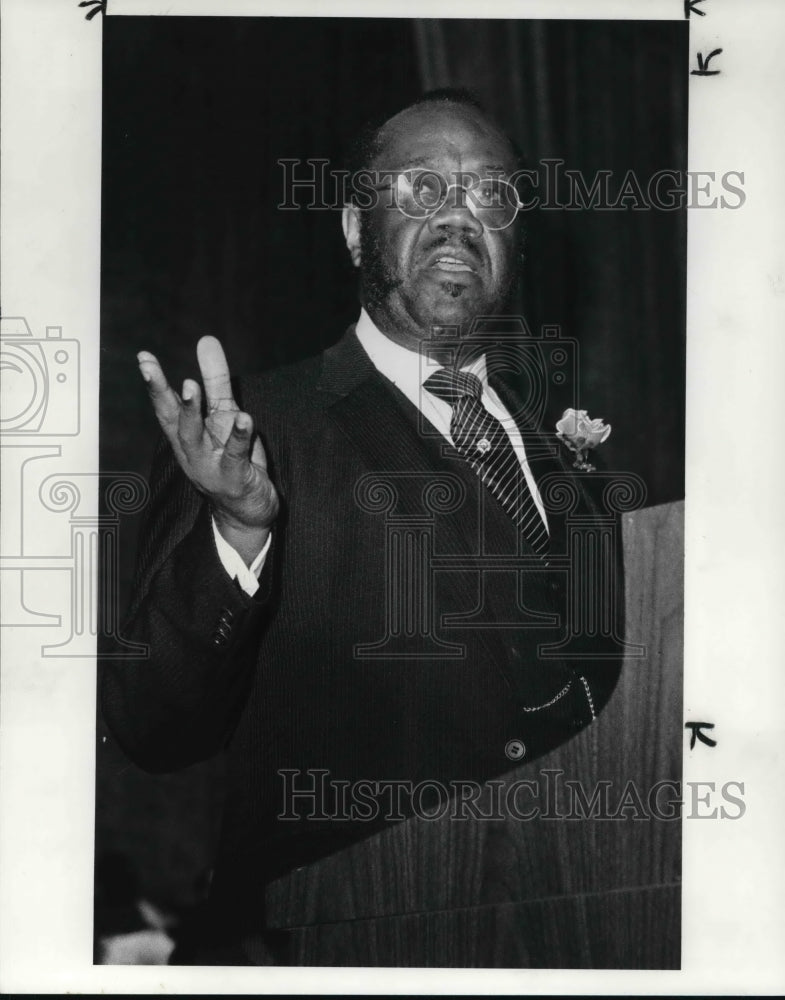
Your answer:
[354,308,488,398]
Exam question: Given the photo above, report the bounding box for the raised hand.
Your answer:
[137,336,279,564]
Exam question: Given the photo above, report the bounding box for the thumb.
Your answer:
[250,434,266,469]
[221,412,254,465]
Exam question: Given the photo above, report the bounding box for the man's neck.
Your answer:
[361,302,480,368]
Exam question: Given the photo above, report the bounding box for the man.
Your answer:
[101,90,624,964]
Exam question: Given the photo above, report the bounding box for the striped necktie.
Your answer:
[423,367,549,555]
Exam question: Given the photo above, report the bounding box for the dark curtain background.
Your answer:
[96,17,687,939]
[413,19,687,490]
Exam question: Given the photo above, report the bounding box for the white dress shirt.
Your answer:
[211,518,271,595]
[213,308,548,595]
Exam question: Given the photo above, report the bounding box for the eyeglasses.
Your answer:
[374,169,524,231]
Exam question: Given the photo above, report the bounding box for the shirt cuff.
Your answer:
[211,515,272,597]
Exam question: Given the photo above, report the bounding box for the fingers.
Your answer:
[138,346,265,502]
[197,336,236,413]
[137,351,182,432]
[220,412,268,473]
[220,412,254,469]
[178,378,203,448]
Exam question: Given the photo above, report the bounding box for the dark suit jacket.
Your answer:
[100,326,624,960]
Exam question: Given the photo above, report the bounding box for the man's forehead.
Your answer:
[372,103,516,173]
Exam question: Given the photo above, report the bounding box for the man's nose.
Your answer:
[427,186,484,236]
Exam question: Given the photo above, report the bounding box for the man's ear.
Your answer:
[342,205,362,268]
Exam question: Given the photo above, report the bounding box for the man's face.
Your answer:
[347,103,523,351]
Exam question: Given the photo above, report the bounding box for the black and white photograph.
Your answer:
[95,13,687,969]
[1,0,784,993]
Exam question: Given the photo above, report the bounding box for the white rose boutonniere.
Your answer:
[555,408,611,472]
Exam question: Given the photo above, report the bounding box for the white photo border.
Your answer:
[2,0,784,993]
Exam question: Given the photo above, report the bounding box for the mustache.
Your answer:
[425,232,482,254]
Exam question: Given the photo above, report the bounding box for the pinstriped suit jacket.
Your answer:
[100,326,624,954]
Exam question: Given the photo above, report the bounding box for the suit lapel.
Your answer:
[487,369,602,551]
[318,330,442,482]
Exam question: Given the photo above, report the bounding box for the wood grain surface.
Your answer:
[264,500,684,967]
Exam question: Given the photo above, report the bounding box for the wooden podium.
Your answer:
[263,501,683,968]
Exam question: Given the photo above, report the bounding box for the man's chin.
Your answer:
[410,282,499,333]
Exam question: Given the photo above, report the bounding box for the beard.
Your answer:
[357,211,402,311]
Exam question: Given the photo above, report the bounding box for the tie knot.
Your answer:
[423,368,483,405]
